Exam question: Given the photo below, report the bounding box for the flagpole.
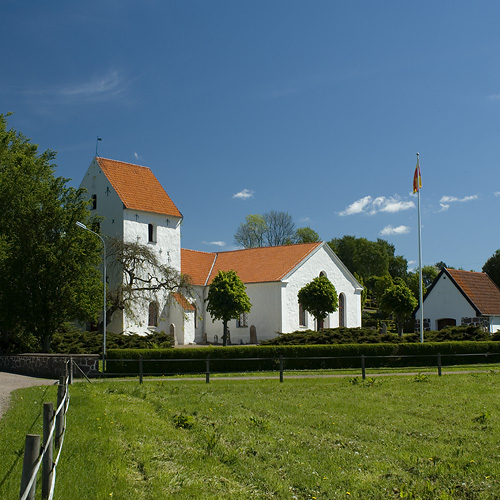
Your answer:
[416,152,424,342]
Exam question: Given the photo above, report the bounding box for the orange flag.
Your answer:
[413,157,422,193]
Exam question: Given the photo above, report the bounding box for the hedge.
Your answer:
[106,341,500,375]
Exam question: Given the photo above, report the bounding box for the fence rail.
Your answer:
[19,365,71,500]
[104,351,500,383]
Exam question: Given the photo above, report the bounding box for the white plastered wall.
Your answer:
[415,273,477,330]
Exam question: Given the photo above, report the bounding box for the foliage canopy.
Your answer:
[0,114,102,351]
[205,269,251,345]
[298,275,338,330]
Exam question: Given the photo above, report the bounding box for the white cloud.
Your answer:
[380,225,410,236]
[60,71,124,98]
[339,195,414,216]
[203,241,226,247]
[439,194,478,211]
[232,188,254,200]
[339,195,373,216]
[495,192,500,197]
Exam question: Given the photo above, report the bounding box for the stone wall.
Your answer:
[0,354,100,378]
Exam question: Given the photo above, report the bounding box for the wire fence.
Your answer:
[19,361,74,500]
[103,351,500,384]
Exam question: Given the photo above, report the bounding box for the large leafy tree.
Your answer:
[483,250,500,289]
[0,114,102,351]
[294,226,320,244]
[298,275,338,331]
[205,270,251,346]
[379,280,417,337]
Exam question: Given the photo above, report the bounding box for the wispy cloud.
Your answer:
[24,70,129,103]
[489,94,500,101]
[203,240,226,247]
[233,188,254,200]
[339,195,414,216]
[380,225,410,236]
[439,194,478,211]
[134,152,143,162]
[494,192,500,197]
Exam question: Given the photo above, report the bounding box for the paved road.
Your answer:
[0,372,56,419]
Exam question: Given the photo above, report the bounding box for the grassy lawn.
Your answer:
[1,372,500,499]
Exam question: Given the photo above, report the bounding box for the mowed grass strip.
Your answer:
[1,373,500,499]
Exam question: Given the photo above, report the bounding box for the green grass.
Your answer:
[1,373,500,499]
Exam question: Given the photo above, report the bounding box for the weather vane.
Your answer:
[96,136,102,157]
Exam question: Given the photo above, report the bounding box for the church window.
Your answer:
[299,303,306,327]
[339,293,346,327]
[148,302,159,327]
[91,194,97,210]
[237,312,248,327]
[148,223,156,243]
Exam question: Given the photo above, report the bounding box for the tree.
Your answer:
[483,250,500,289]
[234,211,298,248]
[264,210,296,246]
[294,226,320,244]
[234,214,267,249]
[106,238,192,327]
[0,114,102,351]
[328,236,390,281]
[298,275,338,331]
[379,281,417,337]
[205,270,251,346]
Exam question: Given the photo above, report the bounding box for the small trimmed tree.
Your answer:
[379,281,418,337]
[205,270,252,346]
[298,276,338,331]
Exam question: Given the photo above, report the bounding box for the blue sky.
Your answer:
[2,1,499,272]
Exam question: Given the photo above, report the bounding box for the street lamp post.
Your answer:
[76,221,107,371]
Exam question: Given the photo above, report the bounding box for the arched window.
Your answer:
[148,302,159,327]
[298,304,306,327]
[339,293,346,327]
[319,271,327,277]
[148,223,156,243]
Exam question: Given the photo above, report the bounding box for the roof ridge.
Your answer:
[96,157,150,170]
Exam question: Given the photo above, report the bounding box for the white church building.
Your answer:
[80,157,363,345]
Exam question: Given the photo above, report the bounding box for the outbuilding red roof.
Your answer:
[181,242,322,285]
[446,268,500,315]
[96,157,182,218]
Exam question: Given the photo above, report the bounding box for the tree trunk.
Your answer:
[42,335,51,353]
[222,320,228,346]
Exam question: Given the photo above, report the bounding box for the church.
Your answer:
[80,157,363,345]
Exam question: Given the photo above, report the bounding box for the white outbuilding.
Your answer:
[414,268,500,333]
[80,157,363,344]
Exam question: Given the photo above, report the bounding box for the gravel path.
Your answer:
[0,372,56,420]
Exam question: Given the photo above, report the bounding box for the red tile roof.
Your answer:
[446,268,500,315]
[182,242,323,285]
[172,292,196,311]
[96,157,182,218]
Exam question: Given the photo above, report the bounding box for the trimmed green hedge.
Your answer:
[106,341,500,375]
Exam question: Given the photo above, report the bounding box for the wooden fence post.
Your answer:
[279,356,284,383]
[205,358,210,384]
[55,377,65,448]
[42,402,54,498]
[69,357,73,385]
[19,434,40,500]
[437,352,442,377]
[361,355,366,380]
[139,356,143,385]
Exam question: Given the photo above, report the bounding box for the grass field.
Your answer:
[1,372,500,499]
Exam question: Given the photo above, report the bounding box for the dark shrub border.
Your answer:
[106,341,500,375]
